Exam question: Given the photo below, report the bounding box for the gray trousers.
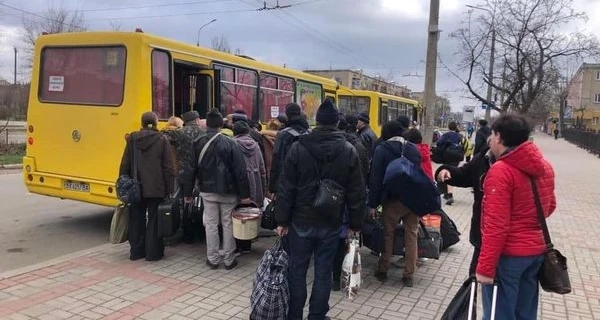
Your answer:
[200,192,237,266]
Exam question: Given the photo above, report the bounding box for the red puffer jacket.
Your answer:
[476,141,556,278]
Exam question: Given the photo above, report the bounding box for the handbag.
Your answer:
[300,142,345,215]
[116,134,141,205]
[261,198,278,230]
[109,205,129,244]
[250,238,289,320]
[529,177,571,294]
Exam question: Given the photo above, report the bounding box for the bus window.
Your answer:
[260,74,294,122]
[152,50,172,120]
[388,100,398,121]
[379,99,388,125]
[216,64,258,118]
[338,96,370,115]
[296,81,322,123]
[39,46,126,106]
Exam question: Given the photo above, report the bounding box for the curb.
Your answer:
[0,242,122,280]
[0,164,22,169]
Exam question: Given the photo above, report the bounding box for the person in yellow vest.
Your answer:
[462,135,474,162]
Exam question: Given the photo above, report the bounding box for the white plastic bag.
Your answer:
[341,239,361,300]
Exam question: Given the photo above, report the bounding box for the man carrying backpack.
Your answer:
[268,103,309,194]
[275,99,365,320]
[369,120,421,287]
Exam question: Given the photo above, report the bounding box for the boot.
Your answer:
[446,193,454,205]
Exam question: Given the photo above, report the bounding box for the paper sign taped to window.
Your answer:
[49,76,64,92]
[271,106,279,118]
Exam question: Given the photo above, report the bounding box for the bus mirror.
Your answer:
[135,28,144,33]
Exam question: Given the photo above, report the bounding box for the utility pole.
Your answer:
[485,28,495,121]
[422,0,440,147]
[13,47,17,85]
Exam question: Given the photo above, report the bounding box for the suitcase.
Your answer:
[361,217,441,258]
[468,280,498,320]
[157,198,177,238]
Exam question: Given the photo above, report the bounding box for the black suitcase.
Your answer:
[157,198,177,238]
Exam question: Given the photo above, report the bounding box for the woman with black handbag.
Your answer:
[476,115,559,320]
[119,112,175,261]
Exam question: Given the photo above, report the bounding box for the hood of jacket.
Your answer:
[298,126,346,161]
[379,136,406,157]
[234,134,259,156]
[498,141,546,177]
[133,129,162,151]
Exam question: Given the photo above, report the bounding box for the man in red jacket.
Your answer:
[476,114,556,320]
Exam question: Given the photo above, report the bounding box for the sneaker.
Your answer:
[225,259,238,270]
[374,271,387,282]
[402,276,414,287]
[206,260,219,270]
[446,196,454,205]
[332,281,341,291]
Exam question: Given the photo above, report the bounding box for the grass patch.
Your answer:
[0,143,25,165]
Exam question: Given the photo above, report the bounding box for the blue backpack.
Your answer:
[383,143,441,216]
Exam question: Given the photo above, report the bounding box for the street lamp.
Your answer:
[196,18,217,47]
[466,4,495,122]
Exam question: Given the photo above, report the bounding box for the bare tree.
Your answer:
[450,0,600,114]
[211,35,232,54]
[21,7,88,66]
[109,21,124,31]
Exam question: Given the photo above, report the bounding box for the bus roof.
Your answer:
[36,31,339,89]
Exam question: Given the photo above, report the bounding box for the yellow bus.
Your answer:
[23,31,339,207]
[337,88,420,137]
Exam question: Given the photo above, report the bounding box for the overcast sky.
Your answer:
[1,0,599,114]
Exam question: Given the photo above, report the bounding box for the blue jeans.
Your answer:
[482,255,544,320]
[287,224,340,320]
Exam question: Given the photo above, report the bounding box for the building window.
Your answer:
[596,71,600,80]
[595,94,600,103]
[593,117,599,125]
[351,78,360,89]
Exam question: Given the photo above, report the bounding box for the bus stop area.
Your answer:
[0,133,598,320]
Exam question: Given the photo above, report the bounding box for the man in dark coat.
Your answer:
[474,119,492,155]
[369,120,421,287]
[268,103,310,194]
[183,109,251,270]
[357,112,377,156]
[275,99,366,320]
[435,146,494,275]
[119,112,175,261]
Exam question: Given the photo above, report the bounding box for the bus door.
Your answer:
[181,69,220,117]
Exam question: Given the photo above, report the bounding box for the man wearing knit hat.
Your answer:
[268,102,310,194]
[275,99,366,320]
[357,111,377,157]
[183,109,251,270]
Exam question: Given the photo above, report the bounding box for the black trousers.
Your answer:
[129,197,164,261]
[332,238,347,283]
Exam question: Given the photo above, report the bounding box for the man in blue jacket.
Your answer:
[369,119,421,287]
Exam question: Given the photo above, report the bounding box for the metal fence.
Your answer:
[563,129,600,157]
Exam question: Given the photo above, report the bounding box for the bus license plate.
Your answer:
[64,181,90,192]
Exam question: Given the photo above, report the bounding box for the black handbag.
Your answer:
[116,135,141,205]
[301,142,345,215]
[261,198,277,230]
[530,177,571,295]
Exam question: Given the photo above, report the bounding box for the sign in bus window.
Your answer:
[296,81,322,123]
[39,46,126,106]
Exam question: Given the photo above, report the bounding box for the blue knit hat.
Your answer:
[316,99,339,126]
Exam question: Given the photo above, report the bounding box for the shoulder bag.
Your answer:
[529,177,571,294]
[116,134,142,205]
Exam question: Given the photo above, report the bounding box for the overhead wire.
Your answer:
[86,8,257,21]
[75,0,238,13]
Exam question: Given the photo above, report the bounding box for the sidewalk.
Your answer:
[1,133,599,320]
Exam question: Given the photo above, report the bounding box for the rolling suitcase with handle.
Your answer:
[442,277,497,320]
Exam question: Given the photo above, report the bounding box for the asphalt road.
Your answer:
[0,170,113,273]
